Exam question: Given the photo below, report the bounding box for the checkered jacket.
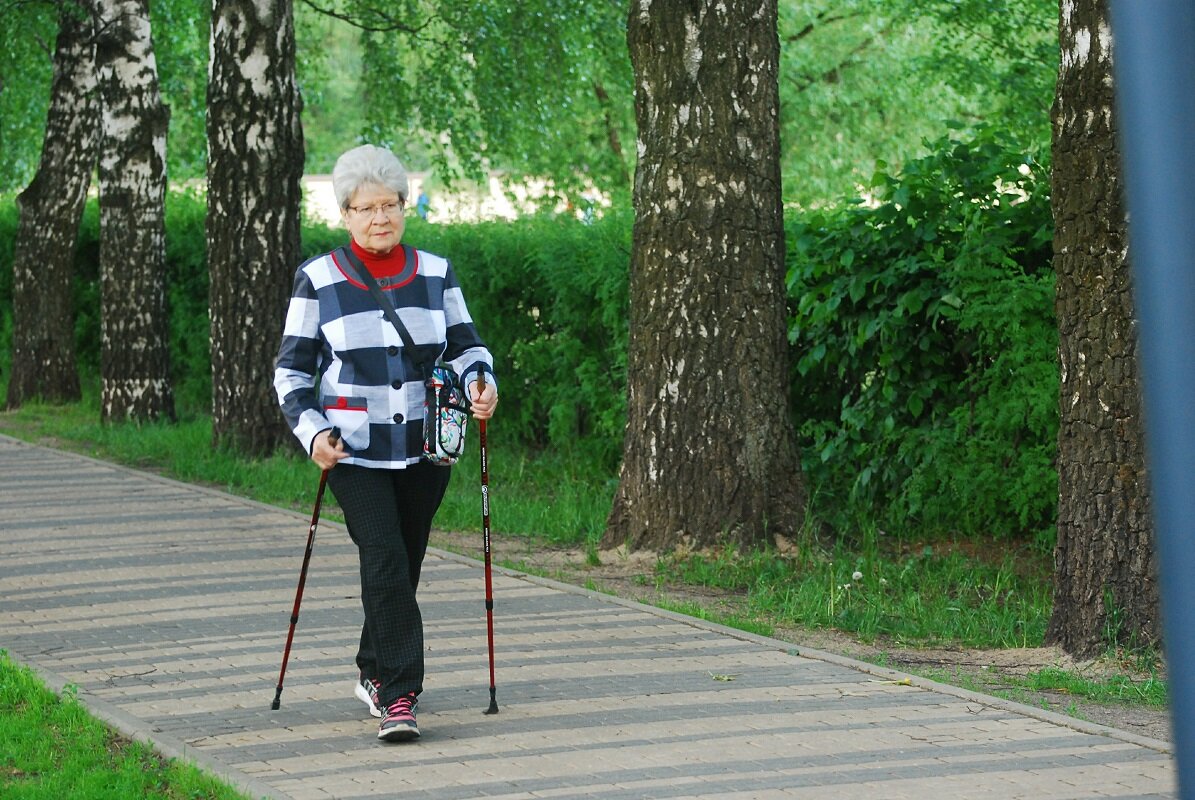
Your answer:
[274,245,495,468]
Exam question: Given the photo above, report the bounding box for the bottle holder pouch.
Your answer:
[423,365,469,465]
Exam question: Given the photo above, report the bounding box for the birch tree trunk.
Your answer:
[603,0,805,552]
[91,0,174,422]
[1047,0,1159,656]
[6,1,97,409]
[206,0,305,456]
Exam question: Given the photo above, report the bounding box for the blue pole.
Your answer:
[1110,2,1195,792]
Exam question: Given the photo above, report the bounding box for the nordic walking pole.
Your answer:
[478,373,499,714]
[271,426,340,711]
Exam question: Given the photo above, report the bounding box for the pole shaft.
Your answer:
[1110,3,1195,793]
[478,373,498,712]
[271,427,339,710]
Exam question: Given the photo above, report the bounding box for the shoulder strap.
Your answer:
[337,246,441,372]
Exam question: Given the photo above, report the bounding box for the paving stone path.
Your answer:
[0,434,1177,799]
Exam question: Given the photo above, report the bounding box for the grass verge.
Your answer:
[904,662,1168,717]
[0,651,251,800]
[0,391,614,548]
[653,537,1051,649]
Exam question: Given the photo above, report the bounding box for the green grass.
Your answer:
[654,534,1051,649]
[0,390,614,549]
[0,652,251,800]
[654,599,776,638]
[1010,666,1168,708]
[907,662,1168,713]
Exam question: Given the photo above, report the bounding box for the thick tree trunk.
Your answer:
[6,2,96,409]
[206,0,305,456]
[91,0,174,422]
[604,0,805,552]
[1047,0,1159,656]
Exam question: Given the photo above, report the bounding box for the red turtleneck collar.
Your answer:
[350,238,407,279]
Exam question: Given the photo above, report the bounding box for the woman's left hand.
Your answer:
[468,380,498,420]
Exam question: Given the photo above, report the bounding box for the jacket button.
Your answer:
[387,346,398,356]
[391,379,402,390]
[393,413,404,424]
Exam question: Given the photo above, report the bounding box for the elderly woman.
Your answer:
[274,144,497,742]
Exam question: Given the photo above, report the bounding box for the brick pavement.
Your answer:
[0,434,1177,799]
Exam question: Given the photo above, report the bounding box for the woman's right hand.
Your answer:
[312,428,348,471]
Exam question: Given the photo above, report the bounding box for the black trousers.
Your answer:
[327,461,451,707]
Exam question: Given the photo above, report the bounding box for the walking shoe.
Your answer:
[354,675,382,718]
[377,693,420,742]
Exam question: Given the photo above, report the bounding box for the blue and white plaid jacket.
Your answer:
[274,245,495,468]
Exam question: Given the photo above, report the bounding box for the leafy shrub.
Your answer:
[163,190,210,412]
[786,126,1057,542]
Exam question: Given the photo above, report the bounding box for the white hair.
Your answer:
[332,145,409,209]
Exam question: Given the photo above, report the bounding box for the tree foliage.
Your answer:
[0,3,58,191]
[150,0,209,179]
[1,0,1055,204]
[0,0,209,190]
[296,0,634,198]
[777,0,1055,205]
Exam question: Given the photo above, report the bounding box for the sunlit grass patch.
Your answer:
[0,651,250,799]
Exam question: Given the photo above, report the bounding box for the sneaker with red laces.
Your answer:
[377,693,420,742]
[354,675,382,718]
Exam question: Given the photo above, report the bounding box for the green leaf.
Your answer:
[907,394,924,417]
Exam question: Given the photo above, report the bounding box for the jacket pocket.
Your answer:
[323,395,370,451]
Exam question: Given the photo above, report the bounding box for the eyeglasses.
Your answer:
[347,200,405,219]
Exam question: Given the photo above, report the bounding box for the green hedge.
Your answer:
[0,128,1059,541]
[786,126,1057,542]
[0,196,631,469]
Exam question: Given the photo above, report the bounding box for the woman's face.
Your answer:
[342,183,405,254]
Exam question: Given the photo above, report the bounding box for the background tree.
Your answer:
[6,0,97,409]
[1046,0,1158,656]
[775,0,1055,205]
[604,0,805,551]
[296,0,634,199]
[90,0,174,422]
[207,0,304,455]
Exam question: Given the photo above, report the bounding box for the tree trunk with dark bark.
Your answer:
[206,0,305,456]
[1047,0,1159,656]
[91,0,174,422]
[6,2,97,409]
[603,0,805,552]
